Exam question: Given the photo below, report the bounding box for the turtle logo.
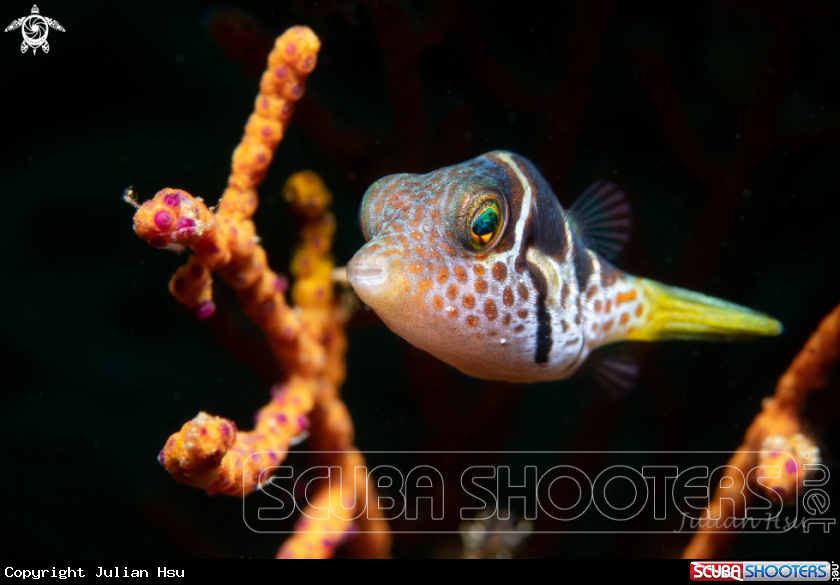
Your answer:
[4,5,64,54]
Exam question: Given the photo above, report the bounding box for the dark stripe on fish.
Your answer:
[526,246,553,364]
[511,154,569,261]
[571,234,594,303]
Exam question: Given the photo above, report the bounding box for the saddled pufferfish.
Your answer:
[347,151,781,385]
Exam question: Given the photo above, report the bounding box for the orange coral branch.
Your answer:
[158,376,317,496]
[275,452,392,559]
[129,25,390,558]
[775,305,840,408]
[682,302,840,559]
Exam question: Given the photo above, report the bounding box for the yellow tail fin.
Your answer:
[626,279,782,341]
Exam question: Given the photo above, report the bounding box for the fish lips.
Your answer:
[347,236,415,319]
[347,244,391,306]
[347,258,388,289]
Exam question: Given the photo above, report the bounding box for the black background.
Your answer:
[1,0,838,558]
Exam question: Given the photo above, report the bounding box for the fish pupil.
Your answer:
[472,206,498,236]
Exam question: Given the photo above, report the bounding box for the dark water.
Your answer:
[1,1,838,558]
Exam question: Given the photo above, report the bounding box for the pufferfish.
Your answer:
[346,151,781,384]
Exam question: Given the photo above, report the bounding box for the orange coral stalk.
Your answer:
[276,487,355,560]
[159,376,316,496]
[275,451,362,559]
[275,453,393,559]
[131,26,321,320]
[130,25,390,558]
[148,169,349,511]
[682,302,840,559]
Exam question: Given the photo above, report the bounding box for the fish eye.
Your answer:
[467,195,505,250]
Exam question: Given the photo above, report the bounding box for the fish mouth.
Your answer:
[346,262,387,288]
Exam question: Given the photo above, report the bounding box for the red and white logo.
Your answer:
[691,562,743,581]
[691,561,832,581]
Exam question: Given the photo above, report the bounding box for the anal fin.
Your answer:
[575,350,639,407]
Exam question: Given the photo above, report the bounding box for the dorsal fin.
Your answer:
[568,181,631,260]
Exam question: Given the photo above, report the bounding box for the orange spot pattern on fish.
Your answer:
[455,266,467,283]
[485,299,498,320]
[492,262,507,282]
[437,266,449,284]
[417,278,432,297]
[503,286,514,306]
[616,289,637,306]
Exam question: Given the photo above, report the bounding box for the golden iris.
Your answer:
[469,200,503,249]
